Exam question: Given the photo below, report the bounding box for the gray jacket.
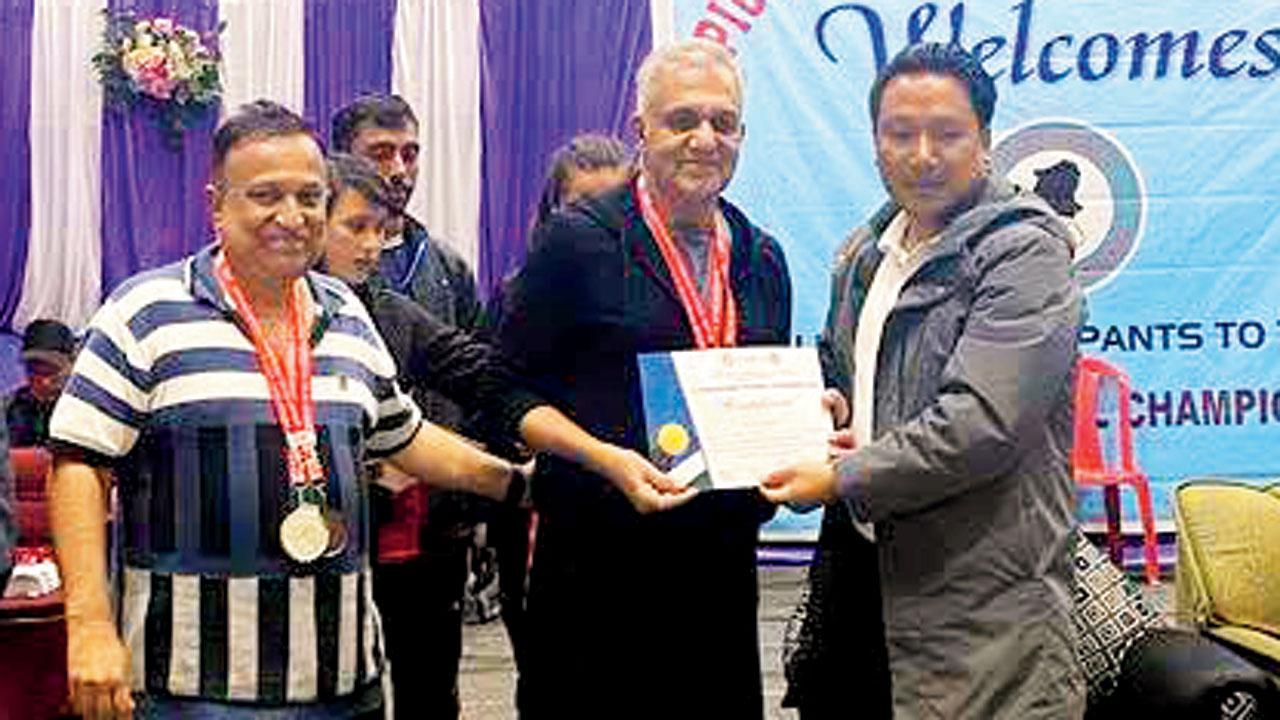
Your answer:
[825,178,1085,718]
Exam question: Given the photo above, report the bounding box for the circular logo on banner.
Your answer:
[992,119,1146,292]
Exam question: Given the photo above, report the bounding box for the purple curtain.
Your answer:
[304,0,396,146]
[99,0,219,297]
[0,0,34,330]
[478,0,651,295]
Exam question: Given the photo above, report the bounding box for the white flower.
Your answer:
[153,17,174,35]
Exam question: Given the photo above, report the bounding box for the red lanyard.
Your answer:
[634,175,738,349]
[214,252,324,488]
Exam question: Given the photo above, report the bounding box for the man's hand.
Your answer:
[66,619,134,720]
[822,388,850,428]
[760,459,839,510]
[590,443,697,514]
[52,460,131,718]
[372,462,417,494]
[828,428,856,460]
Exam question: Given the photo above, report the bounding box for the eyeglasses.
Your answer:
[225,182,329,211]
[662,107,742,137]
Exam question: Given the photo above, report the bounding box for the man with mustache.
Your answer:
[330,94,484,719]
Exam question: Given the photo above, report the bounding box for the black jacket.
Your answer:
[356,279,542,444]
[382,217,483,431]
[498,183,792,519]
[495,182,791,717]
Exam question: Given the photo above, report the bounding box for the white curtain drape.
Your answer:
[17,0,105,331]
[392,0,482,271]
[219,0,306,118]
[650,0,675,47]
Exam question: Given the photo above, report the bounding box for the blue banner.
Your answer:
[673,0,1280,537]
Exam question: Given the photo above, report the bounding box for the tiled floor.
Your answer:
[455,564,805,720]
[454,564,1174,719]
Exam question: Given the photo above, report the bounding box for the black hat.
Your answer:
[21,319,76,369]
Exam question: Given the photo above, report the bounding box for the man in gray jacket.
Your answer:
[764,42,1085,718]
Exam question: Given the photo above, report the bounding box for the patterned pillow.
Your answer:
[1072,527,1166,702]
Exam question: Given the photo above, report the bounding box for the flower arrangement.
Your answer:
[92,11,224,146]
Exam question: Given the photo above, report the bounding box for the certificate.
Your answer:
[637,346,830,490]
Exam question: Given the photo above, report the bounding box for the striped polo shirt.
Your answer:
[49,245,422,707]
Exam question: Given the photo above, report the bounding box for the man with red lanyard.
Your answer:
[47,100,526,719]
[497,39,792,719]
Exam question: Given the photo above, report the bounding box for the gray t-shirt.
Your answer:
[673,225,713,301]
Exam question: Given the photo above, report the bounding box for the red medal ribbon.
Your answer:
[634,175,738,349]
[214,252,324,488]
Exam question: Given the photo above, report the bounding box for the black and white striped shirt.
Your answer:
[50,246,420,706]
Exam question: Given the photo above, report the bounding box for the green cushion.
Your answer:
[1176,484,1280,640]
[1208,625,1280,668]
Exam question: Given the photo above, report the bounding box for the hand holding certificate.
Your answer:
[638,346,832,490]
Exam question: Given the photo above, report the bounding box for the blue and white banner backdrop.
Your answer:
[664,0,1280,537]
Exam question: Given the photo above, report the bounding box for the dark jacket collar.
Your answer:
[577,181,762,302]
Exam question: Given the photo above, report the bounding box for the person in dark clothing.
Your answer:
[331,94,484,719]
[321,154,688,717]
[481,132,633,695]
[533,133,632,240]
[5,319,77,447]
[496,40,791,719]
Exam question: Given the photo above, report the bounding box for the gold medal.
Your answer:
[280,502,330,563]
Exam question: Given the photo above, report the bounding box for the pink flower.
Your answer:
[124,46,176,100]
[152,17,174,35]
[139,64,176,99]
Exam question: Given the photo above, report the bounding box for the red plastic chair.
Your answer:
[2,447,69,719]
[1072,356,1160,584]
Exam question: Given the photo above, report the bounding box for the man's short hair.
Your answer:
[535,133,631,228]
[326,153,393,216]
[212,100,316,182]
[868,42,997,133]
[329,94,419,152]
[634,39,745,119]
